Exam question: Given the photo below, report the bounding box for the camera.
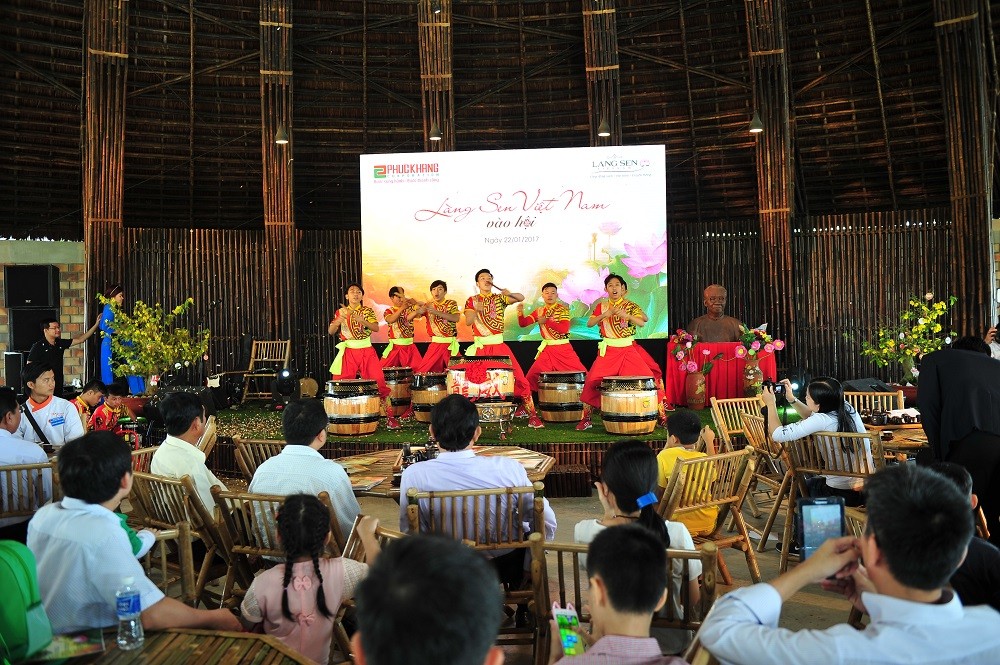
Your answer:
[762,379,785,397]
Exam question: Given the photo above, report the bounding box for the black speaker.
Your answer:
[8,307,59,352]
[842,377,894,393]
[4,265,59,308]
[3,352,26,390]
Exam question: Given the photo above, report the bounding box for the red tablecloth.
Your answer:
[664,342,778,405]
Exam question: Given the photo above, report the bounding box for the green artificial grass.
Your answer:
[213,400,782,445]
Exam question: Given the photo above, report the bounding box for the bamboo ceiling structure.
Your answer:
[0,0,998,378]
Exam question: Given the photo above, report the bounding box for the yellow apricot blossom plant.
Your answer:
[860,292,956,384]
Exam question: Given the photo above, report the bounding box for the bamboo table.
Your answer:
[335,445,555,500]
[82,628,309,663]
[876,427,928,460]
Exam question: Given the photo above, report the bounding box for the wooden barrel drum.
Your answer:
[537,371,586,422]
[325,379,382,435]
[446,355,514,403]
[411,372,447,423]
[382,366,413,417]
[600,375,658,435]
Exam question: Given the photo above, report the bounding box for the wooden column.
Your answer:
[260,0,298,342]
[745,0,796,356]
[83,0,130,311]
[582,0,622,146]
[933,0,995,330]
[417,0,454,151]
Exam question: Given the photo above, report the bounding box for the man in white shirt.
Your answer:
[0,388,51,541]
[249,398,361,543]
[698,464,1000,665]
[15,363,84,449]
[27,431,240,633]
[399,394,557,589]
[150,391,226,514]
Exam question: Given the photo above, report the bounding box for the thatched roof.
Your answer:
[0,0,996,239]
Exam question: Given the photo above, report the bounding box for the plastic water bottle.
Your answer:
[115,576,144,650]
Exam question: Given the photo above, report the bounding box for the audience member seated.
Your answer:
[16,362,84,449]
[929,462,1000,612]
[351,534,505,665]
[698,464,1000,664]
[239,494,381,665]
[27,431,240,634]
[249,399,361,541]
[0,387,50,542]
[576,439,701,655]
[550,524,688,664]
[655,410,717,537]
[72,379,106,432]
[398,394,557,589]
[89,382,136,437]
[765,376,872,557]
[686,284,744,343]
[150,392,226,514]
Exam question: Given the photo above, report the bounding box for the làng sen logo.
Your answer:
[374,165,387,179]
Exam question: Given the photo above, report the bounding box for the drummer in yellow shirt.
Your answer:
[655,409,719,536]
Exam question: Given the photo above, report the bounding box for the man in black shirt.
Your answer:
[27,316,99,396]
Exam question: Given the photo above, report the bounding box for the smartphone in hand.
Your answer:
[797,496,846,560]
[552,604,585,656]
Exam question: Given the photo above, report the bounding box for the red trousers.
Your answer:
[381,344,423,369]
[331,346,390,398]
[525,343,587,392]
[415,342,454,373]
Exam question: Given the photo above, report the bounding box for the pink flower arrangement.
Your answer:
[737,324,785,359]
[670,328,723,375]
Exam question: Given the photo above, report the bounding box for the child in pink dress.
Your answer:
[239,494,381,665]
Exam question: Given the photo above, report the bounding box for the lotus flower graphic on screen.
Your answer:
[598,221,622,236]
[561,266,610,307]
[622,232,667,280]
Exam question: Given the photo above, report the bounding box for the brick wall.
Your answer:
[0,241,88,388]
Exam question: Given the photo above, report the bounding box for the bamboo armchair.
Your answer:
[196,415,218,459]
[656,449,760,585]
[844,390,905,413]
[142,521,198,607]
[740,413,795,552]
[210,487,345,585]
[233,438,285,483]
[328,516,406,665]
[406,482,545,659]
[0,460,55,527]
[130,472,246,607]
[131,446,159,473]
[709,396,763,452]
[242,340,292,403]
[778,431,885,572]
[528,534,717,665]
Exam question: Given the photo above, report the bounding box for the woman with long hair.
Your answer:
[574,439,701,654]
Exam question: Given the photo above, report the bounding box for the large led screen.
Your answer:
[359,145,667,342]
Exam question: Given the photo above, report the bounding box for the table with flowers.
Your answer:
[664,326,783,407]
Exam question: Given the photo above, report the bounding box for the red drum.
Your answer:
[446,355,514,403]
[411,372,447,423]
[600,375,657,435]
[325,379,381,435]
[383,366,413,417]
[537,371,586,423]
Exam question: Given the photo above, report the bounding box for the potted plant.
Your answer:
[669,329,723,410]
[734,325,785,396]
[860,293,956,394]
[98,295,210,398]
